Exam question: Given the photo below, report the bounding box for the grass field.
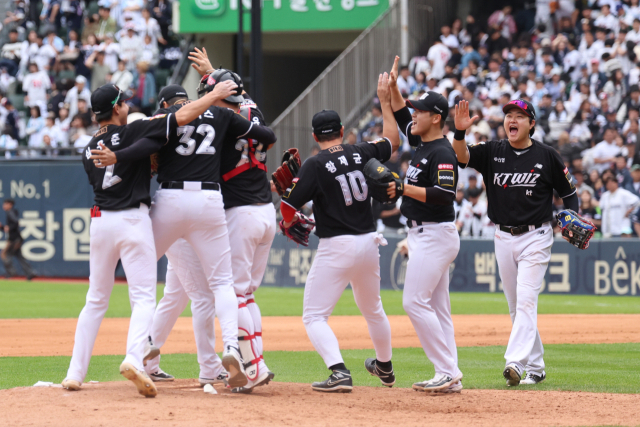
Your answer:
[2,344,639,393]
[1,279,639,395]
[2,280,640,318]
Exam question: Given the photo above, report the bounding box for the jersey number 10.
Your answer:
[335,171,368,206]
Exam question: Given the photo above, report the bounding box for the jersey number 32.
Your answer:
[176,124,216,156]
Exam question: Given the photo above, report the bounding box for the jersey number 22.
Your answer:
[335,171,368,206]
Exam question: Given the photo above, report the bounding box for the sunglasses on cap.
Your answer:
[506,99,528,110]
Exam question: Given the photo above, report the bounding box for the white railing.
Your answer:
[267,0,457,170]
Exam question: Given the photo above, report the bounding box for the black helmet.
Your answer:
[197,68,244,103]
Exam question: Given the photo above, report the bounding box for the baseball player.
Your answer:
[91,79,277,388]
[144,72,277,392]
[62,83,230,397]
[279,75,400,393]
[384,59,463,393]
[452,98,580,386]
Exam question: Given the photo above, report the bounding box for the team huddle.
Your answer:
[62,50,595,397]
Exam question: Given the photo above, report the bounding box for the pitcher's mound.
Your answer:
[1,379,637,426]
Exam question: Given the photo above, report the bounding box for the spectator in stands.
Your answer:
[109,58,134,91]
[458,188,491,238]
[119,23,142,70]
[0,127,19,158]
[488,6,517,41]
[130,61,156,115]
[140,6,166,47]
[579,189,601,228]
[141,34,159,67]
[600,172,640,237]
[42,113,62,154]
[64,75,91,119]
[427,39,451,80]
[55,105,71,149]
[97,4,118,42]
[396,65,417,96]
[593,128,622,173]
[574,170,595,197]
[0,29,24,77]
[85,50,111,92]
[22,62,50,108]
[69,114,89,153]
[44,29,65,54]
[26,105,45,156]
[0,98,19,141]
[41,0,62,34]
[629,164,640,196]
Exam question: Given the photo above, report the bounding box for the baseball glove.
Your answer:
[556,209,596,250]
[272,148,301,196]
[280,212,315,246]
[363,158,404,204]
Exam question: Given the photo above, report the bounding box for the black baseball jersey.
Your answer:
[220,96,273,209]
[400,137,459,223]
[82,114,176,210]
[461,139,576,226]
[154,103,254,183]
[283,139,393,238]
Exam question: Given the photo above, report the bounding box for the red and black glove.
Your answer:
[272,148,301,196]
[280,212,315,246]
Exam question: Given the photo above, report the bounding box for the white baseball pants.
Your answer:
[402,222,461,379]
[66,205,157,383]
[494,223,552,375]
[303,232,392,368]
[150,188,238,349]
[226,203,276,378]
[146,239,223,379]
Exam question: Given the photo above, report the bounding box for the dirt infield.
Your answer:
[1,380,638,427]
[2,314,640,357]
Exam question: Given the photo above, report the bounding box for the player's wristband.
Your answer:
[453,128,466,141]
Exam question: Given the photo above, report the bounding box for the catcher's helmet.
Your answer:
[197,68,244,103]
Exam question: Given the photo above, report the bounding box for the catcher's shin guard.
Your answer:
[246,294,264,357]
[238,296,260,381]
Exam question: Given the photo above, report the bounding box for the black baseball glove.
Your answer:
[363,158,404,204]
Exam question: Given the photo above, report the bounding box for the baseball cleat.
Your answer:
[364,358,395,387]
[199,371,229,387]
[520,371,546,385]
[503,364,522,387]
[222,346,248,388]
[413,373,462,392]
[149,369,174,382]
[143,336,160,367]
[120,362,157,398]
[61,379,81,391]
[231,368,273,393]
[311,369,353,393]
[437,380,463,394]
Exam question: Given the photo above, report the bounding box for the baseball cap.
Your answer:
[312,110,343,136]
[631,164,640,171]
[502,98,536,121]
[75,75,87,84]
[158,84,188,105]
[91,84,133,116]
[406,91,449,121]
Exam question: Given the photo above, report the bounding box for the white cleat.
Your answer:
[61,379,81,391]
[120,362,157,398]
[222,346,248,388]
[520,371,546,385]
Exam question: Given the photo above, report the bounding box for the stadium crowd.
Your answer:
[0,0,177,157]
[352,2,640,239]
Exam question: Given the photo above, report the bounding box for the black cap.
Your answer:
[312,110,343,135]
[503,98,536,136]
[502,98,536,120]
[158,84,188,105]
[91,84,133,116]
[406,91,449,121]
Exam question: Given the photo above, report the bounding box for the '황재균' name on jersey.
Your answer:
[493,172,541,187]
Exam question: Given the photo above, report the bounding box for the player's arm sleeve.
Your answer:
[128,111,177,145]
[114,137,164,163]
[458,140,489,173]
[357,138,393,163]
[393,106,422,147]
[550,149,577,199]
[562,192,579,211]
[228,112,277,146]
[429,149,458,196]
[280,161,317,221]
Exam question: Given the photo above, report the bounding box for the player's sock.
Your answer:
[376,359,392,370]
[238,295,260,381]
[329,363,347,371]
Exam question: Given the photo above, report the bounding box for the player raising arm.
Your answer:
[279,74,399,393]
[451,98,586,387]
[379,56,463,394]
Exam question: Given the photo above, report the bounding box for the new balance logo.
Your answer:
[493,172,540,187]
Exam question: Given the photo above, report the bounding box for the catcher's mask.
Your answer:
[197,68,244,103]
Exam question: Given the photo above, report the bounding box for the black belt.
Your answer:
[499,224,542,236]
[160,181,220,191]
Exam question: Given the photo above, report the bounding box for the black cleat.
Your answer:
[364,358,395,387]
[311,369,352,393]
